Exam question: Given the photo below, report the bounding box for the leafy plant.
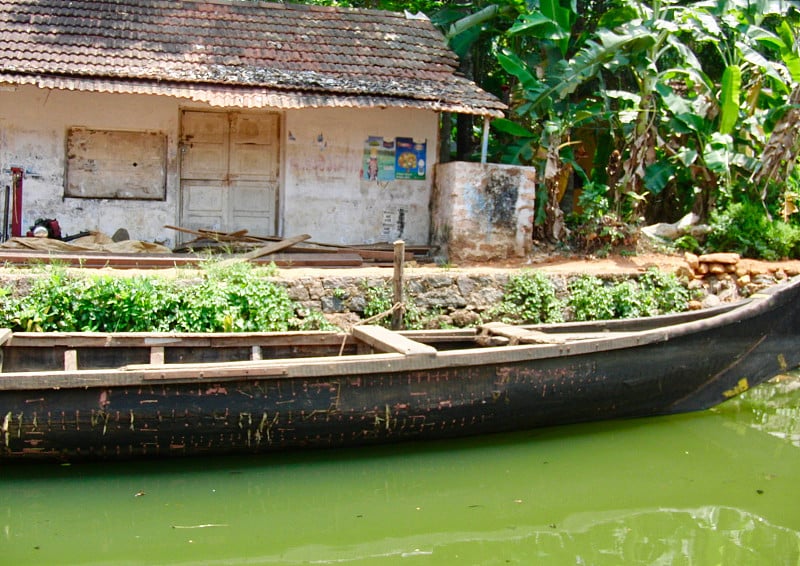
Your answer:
[637,268,691,315]
[707,201,800,259]
[494,270,564,323]
[0,263,301,333]
[494,0,800,241]
[567,275,615,320]
[361,282,424,329]
[566,269,689,321]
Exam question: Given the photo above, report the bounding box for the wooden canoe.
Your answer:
[2,277,800,461]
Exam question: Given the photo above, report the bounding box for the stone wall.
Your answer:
[276,271,519,328]
[680,252,798,308]
[1,257,792,330]
[273,259,794,327]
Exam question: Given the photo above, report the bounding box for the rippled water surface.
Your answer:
[2,376,799,565]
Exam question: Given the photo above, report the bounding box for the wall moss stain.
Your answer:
[484,169,519,229]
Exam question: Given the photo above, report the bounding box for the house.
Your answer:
[0,0,512,251]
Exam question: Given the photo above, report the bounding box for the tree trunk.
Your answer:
[456,114,474,161]
[754,86,800,200]
[439,113,453,163]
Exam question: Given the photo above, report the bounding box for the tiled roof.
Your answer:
[0,0,505,116]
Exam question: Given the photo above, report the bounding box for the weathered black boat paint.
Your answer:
[2,277,800,460]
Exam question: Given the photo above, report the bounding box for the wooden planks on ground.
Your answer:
[166,225,419,264]
[0,249,363,269]
[216,234,311,267]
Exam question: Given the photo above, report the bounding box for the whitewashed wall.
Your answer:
[282,107,438,245]
[0,87,439,248]
[0,85,180,245]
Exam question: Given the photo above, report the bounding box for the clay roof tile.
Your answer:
[0,0,505,116]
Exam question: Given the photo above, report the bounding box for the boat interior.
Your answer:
[0,300,744,374]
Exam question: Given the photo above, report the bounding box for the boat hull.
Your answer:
[2,279,800,460]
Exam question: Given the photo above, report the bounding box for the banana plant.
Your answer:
[647,0,800,216]
[492,0,594,240]
[751,19,800,213]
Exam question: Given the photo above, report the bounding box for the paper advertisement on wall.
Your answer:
[362,136,396,181]
[395,138,426,180]
[362,136,427,181]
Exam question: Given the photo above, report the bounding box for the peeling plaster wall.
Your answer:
[0,85,180,246]
[432,162,536,262]
[1,88,439,248]
[283,107,437,245]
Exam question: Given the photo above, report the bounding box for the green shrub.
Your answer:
[567,275,615,321]
[361,281,424,329]
[494,270,564,324]
[707,202,800,260]
[609,279,647,319]
[0,263,299,333]
[565,269,689,322]
[68,274,180,331]
[637,268,690,315]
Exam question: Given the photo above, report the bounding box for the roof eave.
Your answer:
[0,73,506,118]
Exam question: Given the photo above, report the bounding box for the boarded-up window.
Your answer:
[66,128,167,200]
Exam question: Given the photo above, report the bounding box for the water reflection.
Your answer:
[713,375,800,447]
[1,377,799,565]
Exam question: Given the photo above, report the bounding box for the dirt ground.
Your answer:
[279,251,800,280]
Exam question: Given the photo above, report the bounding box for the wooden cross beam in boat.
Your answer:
[351,325,437,357]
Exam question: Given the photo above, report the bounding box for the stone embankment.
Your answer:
[277,271,511,328]
[276,253,798,326]
[1,253,795,328]
[679,252,800,309]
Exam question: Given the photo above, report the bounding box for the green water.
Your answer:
[2,378,799,565]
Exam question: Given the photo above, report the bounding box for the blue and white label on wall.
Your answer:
[395,138,426,180]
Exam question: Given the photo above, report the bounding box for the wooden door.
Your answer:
[180,111,279,236]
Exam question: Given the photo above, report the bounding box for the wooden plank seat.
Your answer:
[351,325,437,357]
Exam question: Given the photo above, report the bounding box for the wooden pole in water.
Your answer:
[392,240,405,330]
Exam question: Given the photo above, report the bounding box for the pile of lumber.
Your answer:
[167,226,428,267]
[0,227,432,270]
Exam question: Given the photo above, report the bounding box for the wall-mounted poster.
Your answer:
[395,138,427,180]
[362,136,427,182]
[362,136,396,181]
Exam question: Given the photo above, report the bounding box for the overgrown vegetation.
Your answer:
[361,281,426,329]
[0,263,333,332]
[494,0,800,251]
[0,265,695,333]
[493,268,690,323]
[706,202,800,260]
[493,270,565,323]
[568,269,690,321]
